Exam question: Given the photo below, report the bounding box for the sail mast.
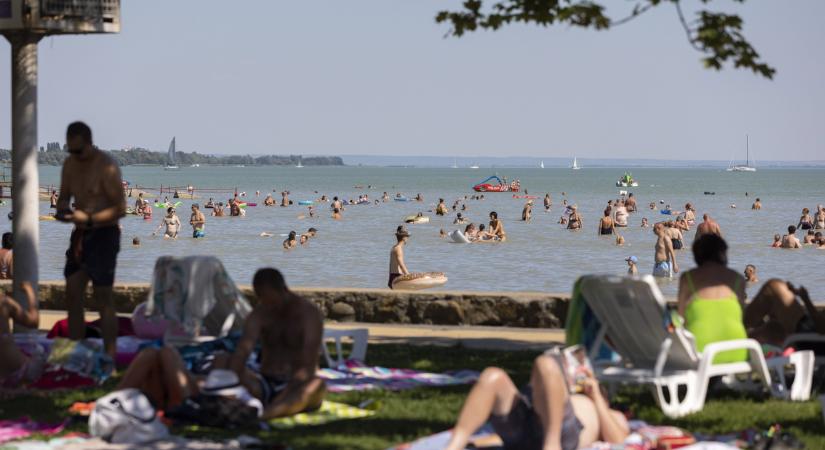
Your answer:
[746,134,749,167]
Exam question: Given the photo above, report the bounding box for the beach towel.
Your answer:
[564,278,617,362]
[44,338,113,381]
[144,256,252,338]
[317,360,479,392]
[0,418,66,445]
[268,401,376,429]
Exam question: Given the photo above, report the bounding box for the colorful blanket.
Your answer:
[0,418,66,445]
[317,360,479,393]
[268,401,376,429]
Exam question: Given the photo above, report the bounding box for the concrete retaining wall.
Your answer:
[1,281,571,328]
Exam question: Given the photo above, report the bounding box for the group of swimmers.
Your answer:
[281,228,318,249]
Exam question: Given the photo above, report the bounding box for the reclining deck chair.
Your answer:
[577,275,813,418]
[143,256,252,342]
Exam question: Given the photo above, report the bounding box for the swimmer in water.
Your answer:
[751,198,761,210]
[771,234,782,248]
[488,211,506,241]
[332,208,341,220]
[132,237,140,247]
[641,217,649,228]
[154,207,181,239]
[781,225,801,249]
[389,226,410,289]
[521,200,533,222]
[744,264,758,283]
[189,203,206,238]
[567,206,582,230]
[598,209,615,236]
[543,193,552,212]
[283,231,298,249]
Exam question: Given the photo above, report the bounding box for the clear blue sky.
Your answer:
[1,1,823,160]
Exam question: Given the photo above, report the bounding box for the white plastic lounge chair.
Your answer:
[578,275,813,417]
[322,328,369,369]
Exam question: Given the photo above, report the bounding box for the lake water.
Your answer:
[29,165,825,300]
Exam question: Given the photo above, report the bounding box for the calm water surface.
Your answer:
[29,166,825,300]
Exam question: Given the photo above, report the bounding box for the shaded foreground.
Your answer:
[1,344,823,450]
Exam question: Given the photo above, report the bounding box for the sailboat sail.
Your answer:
[167,138,176,166]
[726,134,756,172]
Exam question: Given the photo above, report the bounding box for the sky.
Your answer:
[0,1,823,160]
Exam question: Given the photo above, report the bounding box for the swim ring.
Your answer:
[404,215,430,224]
[392,272,448,291]
[449,230,471,244]
[298,200,314,206]
[393,197,409,202]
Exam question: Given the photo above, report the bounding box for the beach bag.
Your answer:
[89,388,169,444]
[166,394,260,429]
[46,338,114,381]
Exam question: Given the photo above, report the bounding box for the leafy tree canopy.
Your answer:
[436,0,775,79]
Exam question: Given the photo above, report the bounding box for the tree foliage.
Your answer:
[435,0,775,79]
[0,147,344,167]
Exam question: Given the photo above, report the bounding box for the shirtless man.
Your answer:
[154,207,181,239]
[389,226,410,289]
[489,211,506,241]
[49,190,58,208]
[751,198,762,210]
[543,193,552,212]
[283,231,298,249]
[653,222,679,278]
[228,268,325,419]
[281,191,290,207]
[189,204,206,238]
[55,122,126,357]
[0,282,38,383]
[665,221,684,251]
[625,193,637,212]
[694,214,722,239]
[331,197,342,211]
[301,228,317,241]
[781,225,801,249]
[744,264,758,283]
[212,202,225,217]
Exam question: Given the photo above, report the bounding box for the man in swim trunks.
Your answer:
[227,268,325,419]
[694,214,722,239]
[781,225,801,249]
[189,204,206,238]
[55,122,126,357]
[445,352,629,450]
[389,226,410,289]
[665,221,684,250]
[653,222,678,277]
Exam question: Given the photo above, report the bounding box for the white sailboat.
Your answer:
[726,135,757,172]
[469,163,480,169]
[539,160,545,169]
[571,157,581,170]
[296,157,304,168]
[452,158,458,169]
[164,137,179,170]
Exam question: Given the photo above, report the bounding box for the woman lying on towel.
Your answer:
[0,282,39,385]
[444,353,629,450]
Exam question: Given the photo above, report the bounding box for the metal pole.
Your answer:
[8,33,42,319]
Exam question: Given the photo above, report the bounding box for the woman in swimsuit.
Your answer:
[445,352,629,450]
[814,206,825,230]
[567,206,582,230]
[597,209,615,236]
[797,208,814,230]
[683,203,696,225]
[154,207,181,239]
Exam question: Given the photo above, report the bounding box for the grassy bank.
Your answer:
[1,344,823,449]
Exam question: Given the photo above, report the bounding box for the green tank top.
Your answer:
[683,273,748,364]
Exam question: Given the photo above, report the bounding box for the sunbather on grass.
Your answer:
[116,346,197,410]
[225,268,326,419]
[0,282,39,385]
[444,353,628,450]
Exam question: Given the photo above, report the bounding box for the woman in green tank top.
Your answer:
[676,235,749,363]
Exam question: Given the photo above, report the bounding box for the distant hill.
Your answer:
[0,146,344,167]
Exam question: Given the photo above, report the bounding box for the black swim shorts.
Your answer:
[64,225,121,287]
[255,372,290,405]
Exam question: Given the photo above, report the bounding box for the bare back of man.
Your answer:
[229,269,325,419]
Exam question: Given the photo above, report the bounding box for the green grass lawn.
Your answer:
[1,344,823,449]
